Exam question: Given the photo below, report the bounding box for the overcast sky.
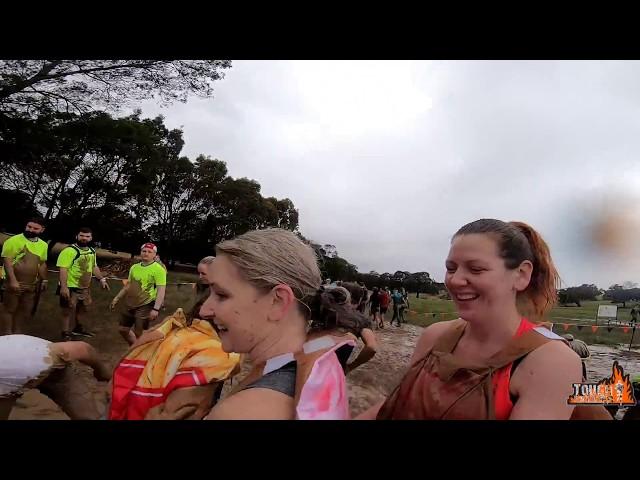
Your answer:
[139,61,640,288]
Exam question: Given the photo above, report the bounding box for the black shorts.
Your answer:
[370,305,380,314]
[380,306,388,314]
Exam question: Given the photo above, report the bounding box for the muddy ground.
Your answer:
[8,322,640,420]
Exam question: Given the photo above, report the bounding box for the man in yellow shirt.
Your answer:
[0,218,48,335]
[110,243,167,345]
[56,227,110,341]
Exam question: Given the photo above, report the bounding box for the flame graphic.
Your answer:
[601,361,635,405]
[568,361,637,405]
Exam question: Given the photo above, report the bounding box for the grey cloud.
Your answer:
[139,60,640,288]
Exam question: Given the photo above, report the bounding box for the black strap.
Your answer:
[70,244,96,265]
[508,356,526,404]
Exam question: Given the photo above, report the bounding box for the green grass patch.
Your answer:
[403,296,639,347]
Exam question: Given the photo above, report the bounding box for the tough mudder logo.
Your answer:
[568,361,636,406]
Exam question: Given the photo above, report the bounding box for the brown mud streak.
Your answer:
[13,248,40,285]
[125,279,152,309]
[78,255,92,288]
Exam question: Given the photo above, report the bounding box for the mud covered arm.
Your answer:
[93,266,109,290]
[111,284,129,304]
[145,384,219,420]
[59,267,69,289]
[3,256,17,284]
[346,328,378,373]
[50,341,112,382]
[154,285,166,310]
[38,261,47,282]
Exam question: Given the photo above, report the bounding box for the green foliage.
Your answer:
[0,111,299,263]
[558,284,601,307]
[0,60,231,116]
[604,284,640,308]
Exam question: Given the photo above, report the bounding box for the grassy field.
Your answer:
[16,270,202,343]
[402,295,639,348]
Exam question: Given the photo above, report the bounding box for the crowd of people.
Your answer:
[0,216,637,420]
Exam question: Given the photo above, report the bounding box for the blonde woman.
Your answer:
[202,228,356,420]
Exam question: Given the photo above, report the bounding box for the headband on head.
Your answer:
[141,242,158,254]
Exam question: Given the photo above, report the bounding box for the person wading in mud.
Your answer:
[0,217,48,335]
[110,243,167,345]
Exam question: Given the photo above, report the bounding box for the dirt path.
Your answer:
[8,322,640,420]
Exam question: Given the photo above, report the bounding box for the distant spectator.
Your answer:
[379,287,391,327]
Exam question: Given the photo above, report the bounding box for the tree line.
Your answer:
[558,282,640,308]
[0,60,300,265]
[0,109,299,264]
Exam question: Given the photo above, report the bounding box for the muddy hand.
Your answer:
[8,280,20,293]
[60,287,70,300]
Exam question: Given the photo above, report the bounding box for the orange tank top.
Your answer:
[491,317,536,420]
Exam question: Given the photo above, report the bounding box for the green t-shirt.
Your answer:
[56,245,98,289]
[125,261,167,308]
[1,234,48,285]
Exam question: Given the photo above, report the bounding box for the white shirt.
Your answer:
[0,335,53,396]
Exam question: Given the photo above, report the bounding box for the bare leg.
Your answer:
[119,326,136,345]
[14,290,35,335]
[61,304,74,333]
[2,290,20,334]
[133,319,145,340]
[74,303,85,331]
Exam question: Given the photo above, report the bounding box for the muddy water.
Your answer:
[8,323,640,420]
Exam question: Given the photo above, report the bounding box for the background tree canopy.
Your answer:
[0,60,231,116]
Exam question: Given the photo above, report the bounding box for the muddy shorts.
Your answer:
[120,303,155,330]
[60,287,93,310]
[2,284,37,314]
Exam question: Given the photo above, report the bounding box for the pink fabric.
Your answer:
[296,340,355,420]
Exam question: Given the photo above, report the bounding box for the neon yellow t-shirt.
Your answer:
[56,245,98,289]
[1,234,48,285]
[125,262,167,308]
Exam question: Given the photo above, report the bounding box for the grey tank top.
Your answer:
[243,361,297,398]
[241,336,349,398]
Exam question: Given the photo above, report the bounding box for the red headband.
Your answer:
[141,243,158,254]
